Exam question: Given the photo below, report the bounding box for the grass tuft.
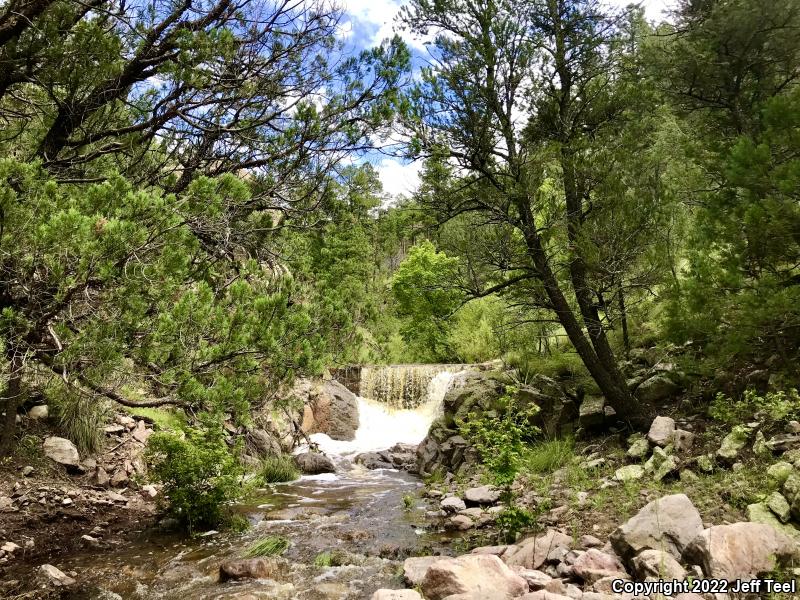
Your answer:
[523,437,575,474]
[260,454,300,483]
[243,536,289,557]
[55,395,111,454]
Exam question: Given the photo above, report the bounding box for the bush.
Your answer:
[145,422,244,533]
[710,388,800,425]
[260,454,300,483]
[244,536,289,557]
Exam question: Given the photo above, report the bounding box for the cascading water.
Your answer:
[359,364,468,409]
[304,369,460,463]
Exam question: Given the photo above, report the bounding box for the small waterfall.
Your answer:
[305,369,461,462]
[359,364,468,408]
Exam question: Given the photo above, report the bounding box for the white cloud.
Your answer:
[341,0,430,50]
[606,0,675,21]
[375,158,421,198]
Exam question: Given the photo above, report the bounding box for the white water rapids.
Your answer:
[299,370,458,463]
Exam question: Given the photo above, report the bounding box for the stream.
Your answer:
[57,370,464,600]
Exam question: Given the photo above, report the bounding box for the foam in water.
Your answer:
[303,370,459,462]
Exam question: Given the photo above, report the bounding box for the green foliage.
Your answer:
[447,296,503,363]
[495,506,537,543]
[145,420,244,533]
[524,438,576,475]
[123,407,185,432]
[260,455,300,484]
[709,389,800,426]
[313,549,354,567]
[391,241,463,361]
[402,494,414,510]
[243,536,289,558]
[48,384,111,454]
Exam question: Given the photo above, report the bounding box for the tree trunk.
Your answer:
[0,350,23,457]
[618,285,630,357]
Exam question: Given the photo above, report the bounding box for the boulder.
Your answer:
[403,556,440,586]
[571,549,627,584]
[716,425,751,462]
[503,529,573,570]
[28,405,49,419]
[247,428,282,458]
[518,592,573,600]
[767,462,794,487]
[299,379,360,441]
[637,375,681,403]
[578,396,605,428]
[441,496,467,514]
[449,515,474,530]
[610,494,703,562]
[614,465,644,482]
[132,420,152,443]
[355,452,392,470]
[631,549,686,580]
[646,416,675,447]
[626,436,650,459]
[671,429,695,453]
[294,452,335,474]
[420,554,528,600]
[746,503,800,541]
[371,591,423,600]
[514,568,552,590]
[767,491,791,523]
[464,485,500,505]
[684,522,800,581]
[43,437,80,467]
[652,455,679,481]
[37,564,76,586]
[219,558,280,582]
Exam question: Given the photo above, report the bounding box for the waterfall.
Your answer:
[304,368,461,461]
[359,364,468,408]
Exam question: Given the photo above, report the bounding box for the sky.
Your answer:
[338,0,676,198]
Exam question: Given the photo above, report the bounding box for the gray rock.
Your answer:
[767,462,794,487]
[294,452,335,474]
[638,376,681,403]
[403,556,440,586]
[578,535,603,549]
[646,416,675,447]
[579,396,606,428]
[38,564,76,586]
[21,466,33,477]
[717,425,751,462]
[684,522,800,580]
[464,485,500,505]
[299,379,360,441]
[671,429,695,453]
[652,455,679,481]
[440,496,467,514]
[571,548,627,584]
[610,494,703,562]
[503,529,573,570]
[28,405,49,419]
[371,591,423,600]
[43,437,80,467]
[247,428,282,458]
[626,436,650,459]
[746,503,800,541]
[614,465,644,482]
[420,554,527,600]
[219,557,281,582]
[110,468,129,487]
[766,491,791,523]
[631,549,686,580]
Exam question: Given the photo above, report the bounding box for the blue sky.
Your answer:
[339,0,676,198]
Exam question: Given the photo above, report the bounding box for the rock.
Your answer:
[371,591,423,600]
[141,484,158,499]
[767,462,794,487]
[767,491,791,523]
[95,466,110,487]
[753,430,771,458]
[631,549,686,580]
[420,554,527,600]
[610,494,703,562]
[571,548,627,584]
[110,468,129,487]
[579,535,603,549]
[80,535,102,548]
[440,496,467,513]
[354,452,392,470]
[21,466,33,477]
[671,429,694,453]
[716,425,751,462]
[638,375,681,403]
[503,529,573,570]
[470,545,511,556]
[246,428,282,458]
[626,436,650,459]
[38,564,76,586]
[28,405,49,419]
[403,556,440,586]
[646,416,675,447]
[652,455,679,481]
[614,465,644,482]
[783,471,800,501]
[696,454,714,473]
[132,420,152,443]
[0,496,13,512]
[293,452,335,474]
[684,522,800,580]
[514,568,552,590]
[518,592,573,600]
[579,396,606,428]
[300,379,360,441]
[43,437,80,467]
[449,515,474,530]
[464,485,500,505]
[1,542,20,553]
[104,424,125,434]
[747,503,800,541]
[219,558,280,582]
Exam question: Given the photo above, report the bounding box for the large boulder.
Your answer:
[646,416,675,447]
[610,494,703,563]
[294,452,335,474]
[300,379,359,441]
[43,437,80,467]
[464,485,500,506]
[683,522,800,581]
[420,554,528,600]
[503,529,573,570]
[403,556,440,586]
[637,375,682,402]
[246,428,282,458]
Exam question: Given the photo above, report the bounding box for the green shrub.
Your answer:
[402,494,414,510]
[710,388,800,425]
[244,536,289,557]
[260,454,300,483]
[524,438,575,474]
[145,421,244,533]
[313,549,352,567]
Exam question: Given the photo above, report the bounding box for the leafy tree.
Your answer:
[400,0,673,425]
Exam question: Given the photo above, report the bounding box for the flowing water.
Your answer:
[59,369,464,600]
[359,365,468,409]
